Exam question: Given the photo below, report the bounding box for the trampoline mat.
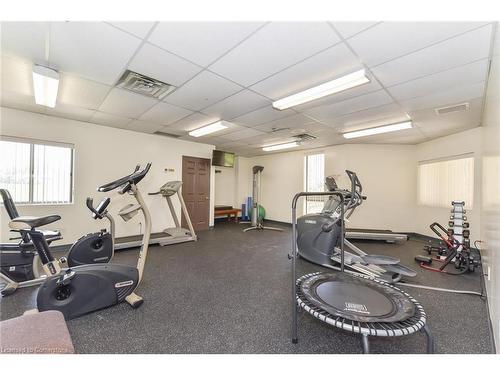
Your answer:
[299,272,415,323]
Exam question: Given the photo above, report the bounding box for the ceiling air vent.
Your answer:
[154,131,182,139]
[294,133,316,142]
[435,102,469,115]
[116,70,176,99]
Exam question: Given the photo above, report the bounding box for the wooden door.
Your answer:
[182,156,211,231]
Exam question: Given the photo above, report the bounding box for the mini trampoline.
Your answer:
[290,191,434,354]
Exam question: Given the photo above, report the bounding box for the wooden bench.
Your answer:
[214,208,242,223]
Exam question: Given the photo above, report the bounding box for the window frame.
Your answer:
[417,153,474,209]
[0,136,75,206]
[304,152,326,214]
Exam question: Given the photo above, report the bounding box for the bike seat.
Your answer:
[9,215,62,230]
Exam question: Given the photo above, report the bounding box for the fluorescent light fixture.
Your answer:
[32,65,59,108]
[189,121,228,137]
[342,121,413,139]
[262,141,299,152]
[272,69,370,110]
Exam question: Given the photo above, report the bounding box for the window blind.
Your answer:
[418,155,474,209]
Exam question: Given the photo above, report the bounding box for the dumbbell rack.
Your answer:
[417,201,477,274]
[448,201,470,254]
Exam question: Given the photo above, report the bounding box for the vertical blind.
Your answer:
[418,155,474,209]
[0,138,74,204]
[304,153,325,214]
[0,140,31,202]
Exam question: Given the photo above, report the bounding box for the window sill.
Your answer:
[12,202,74,207]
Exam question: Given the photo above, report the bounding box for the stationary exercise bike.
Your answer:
[0,189,115,296]
[7,164,152,319]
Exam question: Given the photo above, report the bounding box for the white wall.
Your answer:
[415,127,483,242]
[0,107,215,245]
[241,144,417,232]
[480,22,500,353]
[214,165,236,206]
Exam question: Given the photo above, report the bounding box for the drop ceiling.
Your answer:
[0,21,495,156]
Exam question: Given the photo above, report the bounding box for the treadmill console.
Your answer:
[159,181,183,196]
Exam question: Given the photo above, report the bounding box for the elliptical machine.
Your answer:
[7,164,152,319]
[1,190,115,296]
[296,170,416,283]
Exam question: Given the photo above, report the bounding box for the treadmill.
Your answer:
[114,181,197,250]
[345,228,408,243]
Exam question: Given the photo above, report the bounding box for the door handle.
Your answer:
[205,197,209,200]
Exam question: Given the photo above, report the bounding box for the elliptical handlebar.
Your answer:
[98,163,152,193]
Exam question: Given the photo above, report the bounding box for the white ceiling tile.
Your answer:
[98,88,157,118]
[304,90,394,122]
[387,59,489,101]
[400,81,486,112]
[163,112,221,132]
[0,90,46,115]
[244,133,297,146]
[126,119,164,134]
[253,113,318,132]
[90,111,132,129]
[50,22,142,85]
[58,74,110,109]
[108,22,156,38]
[348,22,489,67]
[359,127,426,144]
[218,140,249,148]
[128,43,202,87]
[372,25,493,87]
[46,103,95,122]
[201,90,270,120]
[231,106,295,127]
[329,102,406,129]
[209,22,341,86]
[250,43,361,100]
[1,55,33,96]
[219,128,266,141]
[148,22,265,67]
[164,71,242,111]
[1,22,49,63]
[330,22,380,39]
[139,101,192,125]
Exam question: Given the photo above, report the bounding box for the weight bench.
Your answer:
[0,311,75,354]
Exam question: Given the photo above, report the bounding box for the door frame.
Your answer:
[182,155,211,231]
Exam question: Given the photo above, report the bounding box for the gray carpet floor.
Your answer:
[0,222,494,354]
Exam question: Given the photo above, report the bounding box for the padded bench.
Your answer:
[0,311,74,354]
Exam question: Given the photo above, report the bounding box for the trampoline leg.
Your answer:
[422,324,435,354]
[361,335,370,354]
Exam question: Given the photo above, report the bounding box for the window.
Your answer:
[304,153,325,214]
[418,155,474,209]
[0,137,74,204]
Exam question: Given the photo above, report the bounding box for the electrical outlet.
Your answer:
[488,266,491,281]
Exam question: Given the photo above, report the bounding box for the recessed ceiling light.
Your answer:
[32,65,59,108]
[342,121,413,139]
[189,121,228,137]
[272,69,370,110]
[262,141,299,151]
